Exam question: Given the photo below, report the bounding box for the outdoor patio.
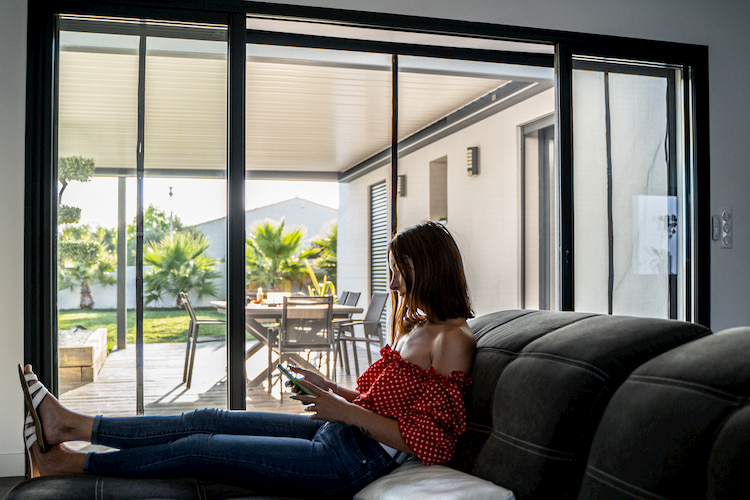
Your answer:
[60,341,371,418]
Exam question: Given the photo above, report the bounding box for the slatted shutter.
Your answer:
[369,181,389,336]
[370,181,388,293]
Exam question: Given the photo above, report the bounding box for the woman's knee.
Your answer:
[168,433,214,458]
[178,408,223,428]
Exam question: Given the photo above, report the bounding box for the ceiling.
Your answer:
[58,32,550,180]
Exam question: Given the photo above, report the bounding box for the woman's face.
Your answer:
[388,252,407,297]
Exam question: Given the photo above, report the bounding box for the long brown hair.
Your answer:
[389,221,473,344]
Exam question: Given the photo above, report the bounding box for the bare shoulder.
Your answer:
[431,320,476,376]
[436,322,475,352]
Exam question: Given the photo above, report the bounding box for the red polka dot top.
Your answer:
[353,345,472,465]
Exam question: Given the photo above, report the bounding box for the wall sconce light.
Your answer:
[467,147,479,176]
[397,174,407,197]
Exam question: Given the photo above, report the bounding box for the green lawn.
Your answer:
[58,308,231,351]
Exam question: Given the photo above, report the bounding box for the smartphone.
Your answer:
[277,364,314,395]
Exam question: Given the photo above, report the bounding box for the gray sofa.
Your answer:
[7,309,750,499]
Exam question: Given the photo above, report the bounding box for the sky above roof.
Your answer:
[64,176,339,229]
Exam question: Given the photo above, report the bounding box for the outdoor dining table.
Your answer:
[210,300,363,388]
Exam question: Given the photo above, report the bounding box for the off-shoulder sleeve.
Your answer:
[355,346,396,394]
[396,370,471,465]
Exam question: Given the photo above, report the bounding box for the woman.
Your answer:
[20,220,476,498]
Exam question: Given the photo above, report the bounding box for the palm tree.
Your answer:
[94,226,117,254]
[144,232,221,307]
[300,224,337,284]
[245,219,306,291]
[127,205,199,266]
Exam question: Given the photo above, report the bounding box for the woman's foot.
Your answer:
[29,442,86,476]
[21,364,95,446]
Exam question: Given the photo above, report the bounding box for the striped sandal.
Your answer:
[23,413,40,478]
[17,364,49,453]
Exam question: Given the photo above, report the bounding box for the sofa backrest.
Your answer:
[452,310,710,500]
[578,326,750,499]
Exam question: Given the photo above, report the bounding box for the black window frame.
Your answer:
[25,0,710,408]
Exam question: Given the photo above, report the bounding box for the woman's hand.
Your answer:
[293,379,354,423]
[294,379,413,454]
[285,365,330,393]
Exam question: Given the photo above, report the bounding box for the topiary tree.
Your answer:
[58,225,117,309]
[57,155,96,225]
[56,156,117,309]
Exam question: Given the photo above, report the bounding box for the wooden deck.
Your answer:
[59,341,375,418]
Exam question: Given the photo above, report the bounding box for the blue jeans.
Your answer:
[84,409,397,498]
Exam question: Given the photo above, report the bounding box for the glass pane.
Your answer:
[246,45,392,171]
[395,55,555,317]
[144,35,228,408]
[573,60,686,319]
[56,21,228,422]
[145,37,228,170]
[247,17,554,55]
[57,29,140,417]
[58,31,139,167]
[244,44,391,406]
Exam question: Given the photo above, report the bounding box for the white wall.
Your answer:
[57,266,202,310]
[339,86,554,320]
[388,89,554,317]
[338,166,391,319]
[3,0,750,477]
[0,0,28,477]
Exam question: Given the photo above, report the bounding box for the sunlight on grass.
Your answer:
[58,308,229,351]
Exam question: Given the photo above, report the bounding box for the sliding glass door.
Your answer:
[572,57,691,319]
[243,44,392,395]
[395,55,555,316]
[56,18,228,416]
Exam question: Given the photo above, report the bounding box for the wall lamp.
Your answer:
[397,174,407,197]
[467,146,479,176]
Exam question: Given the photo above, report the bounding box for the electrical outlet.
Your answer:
[720,208,732,249]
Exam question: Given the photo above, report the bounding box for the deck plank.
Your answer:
[60,341,377,418]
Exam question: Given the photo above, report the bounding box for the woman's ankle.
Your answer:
[37,392,94,445]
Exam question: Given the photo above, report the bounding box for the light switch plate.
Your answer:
[720,208,732,249]
[712,215,720,240]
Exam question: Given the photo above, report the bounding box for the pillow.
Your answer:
[354,459,515,500]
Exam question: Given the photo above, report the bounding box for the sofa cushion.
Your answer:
[353,459,515,500]
[707,403,750,498]
[578,326,750,499]
[452,310,710,500]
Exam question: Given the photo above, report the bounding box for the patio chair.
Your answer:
[333,291,361,368]
[337,291,350,304]
[180,291,226,389]
[335,291,389,376]
[344,291,361,306]
[267,295,334,398]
